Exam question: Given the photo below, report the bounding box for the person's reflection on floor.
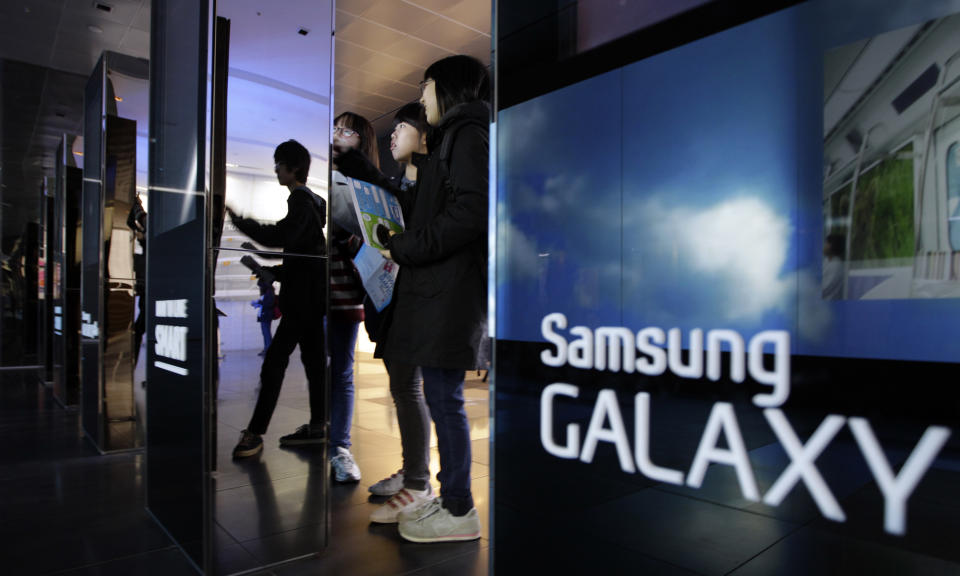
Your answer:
[230,457,279,551]
[226,140,327,459]
[224,446,340,562]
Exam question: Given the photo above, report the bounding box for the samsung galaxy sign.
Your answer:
[537,312,950,536]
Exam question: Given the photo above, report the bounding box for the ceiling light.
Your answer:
[88,25,103,34]
[114,96,123,102]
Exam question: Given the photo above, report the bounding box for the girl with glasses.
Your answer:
[322,111,380,483]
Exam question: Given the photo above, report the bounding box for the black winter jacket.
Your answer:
[378,101,489,369]
[232,186,327,317]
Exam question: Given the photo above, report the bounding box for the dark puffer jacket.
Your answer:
[379,101,489,370]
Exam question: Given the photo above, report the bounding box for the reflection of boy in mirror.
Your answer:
[226,139,327,459]
[127,193,147,363]
[822,232,845,300]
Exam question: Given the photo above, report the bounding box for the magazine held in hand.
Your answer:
[332,171,404,311]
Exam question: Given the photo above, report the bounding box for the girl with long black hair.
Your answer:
[374,55,490,543]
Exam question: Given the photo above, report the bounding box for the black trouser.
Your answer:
[248,311,326,435]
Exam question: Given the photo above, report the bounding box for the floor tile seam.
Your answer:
[0,464,143,483]
[603,538,710,576]
[0,500,151,526]
[330,494,383,512]
[214,470,323,494]
[218,421,246,434]
[748,519,960,569]
[395,542,491,576]
[721,522,810,575]
[233,519,325,548]
[649,484,804,526]
[39,544,181,575]
[4,448,140,464]
[214,518,249,548]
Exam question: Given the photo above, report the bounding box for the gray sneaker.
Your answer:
[368,469,405,496]
[398,501,481,543]
[331,446,361,483]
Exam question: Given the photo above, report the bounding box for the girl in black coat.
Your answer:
[377,55,489,543]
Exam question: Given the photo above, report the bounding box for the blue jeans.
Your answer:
[329,317,359,449]
[421,367,473,515]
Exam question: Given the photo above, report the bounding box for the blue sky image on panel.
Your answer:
[496,2,960,363]
[618,6,803,340]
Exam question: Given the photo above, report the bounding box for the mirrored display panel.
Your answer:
[212,249,328,574]
[146,0,209,569]
[207,0,333,572]
[80,52,149,453]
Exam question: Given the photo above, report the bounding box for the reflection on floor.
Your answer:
[214,348,490,575]
[0,349,489,576]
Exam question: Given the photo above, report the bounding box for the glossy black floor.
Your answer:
[0,350,489,575]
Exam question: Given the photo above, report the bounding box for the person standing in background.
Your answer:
[252,275,277,356]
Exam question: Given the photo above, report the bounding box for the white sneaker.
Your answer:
[398,501,481,543]
[369,485,434,524]
[368,469,405,496]
[330,447,361,483]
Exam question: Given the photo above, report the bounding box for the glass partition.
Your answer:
[145,0,334,573]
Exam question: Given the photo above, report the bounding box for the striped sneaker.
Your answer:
[369,485,434,524]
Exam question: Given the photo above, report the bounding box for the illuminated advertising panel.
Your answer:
[494,1,960,573]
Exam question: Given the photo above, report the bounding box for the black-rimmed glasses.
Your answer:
[333,126,358,138]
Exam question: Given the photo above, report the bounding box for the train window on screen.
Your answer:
[948,141,960,250]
